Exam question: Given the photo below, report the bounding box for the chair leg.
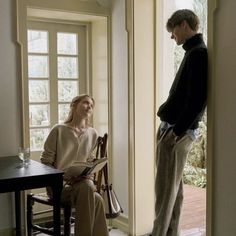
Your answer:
[63,205,71,236]
[26,194,34,236]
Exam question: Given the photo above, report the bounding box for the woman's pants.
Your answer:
[61,179,109,236]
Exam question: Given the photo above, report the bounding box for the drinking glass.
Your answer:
[18,147,30,166]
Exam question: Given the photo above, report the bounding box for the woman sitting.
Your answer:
[41,94,109,236]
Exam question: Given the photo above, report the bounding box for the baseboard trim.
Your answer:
[0,216,129,236]
[111,213,129,234]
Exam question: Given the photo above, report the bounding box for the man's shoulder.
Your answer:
[190,42,207,53]
[187,45,207,60]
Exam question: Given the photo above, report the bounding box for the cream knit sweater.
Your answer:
[41,124,98,172]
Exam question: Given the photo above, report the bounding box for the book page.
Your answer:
[82,160,107,175]
[64,158,108,178]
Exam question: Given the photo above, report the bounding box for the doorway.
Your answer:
[156,0,207,235]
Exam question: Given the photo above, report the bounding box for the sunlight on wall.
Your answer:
[175,0,194,10]
[91,18,109,136]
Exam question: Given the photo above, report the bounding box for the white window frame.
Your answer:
[26,19,90,158]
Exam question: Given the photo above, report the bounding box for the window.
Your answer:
[27,21,87,151]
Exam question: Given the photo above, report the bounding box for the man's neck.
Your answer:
[185,30,198,42]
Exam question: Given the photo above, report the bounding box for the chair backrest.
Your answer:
[95,133,108,191]
[95,133,108,159]
[95,133,123,218]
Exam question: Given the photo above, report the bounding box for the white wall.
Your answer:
[111,0,129,215]
[133,1,155,234]
[0,0,22,232]
[156,0,176,106]
[112,1,156,234]
[92,18,109,136]
[211,0,236,235]
[0,1,22,155]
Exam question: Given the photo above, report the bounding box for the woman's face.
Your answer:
[75,97,94,119]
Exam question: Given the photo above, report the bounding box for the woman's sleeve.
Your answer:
[87,129,99,161]
[40,126,58,167]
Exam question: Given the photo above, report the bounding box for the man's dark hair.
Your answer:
[166,9,199,32]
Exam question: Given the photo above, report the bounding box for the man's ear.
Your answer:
[181,20,188,28]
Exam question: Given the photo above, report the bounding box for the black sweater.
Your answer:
[157,33,207,136]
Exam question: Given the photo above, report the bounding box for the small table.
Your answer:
[0,156,64,236]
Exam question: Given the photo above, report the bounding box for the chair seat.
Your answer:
[30,192,53,205]
[27,193,72,236]
[29,192,71,207]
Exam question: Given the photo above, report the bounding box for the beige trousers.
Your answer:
[61,179,109,236]
[152,127,193,236]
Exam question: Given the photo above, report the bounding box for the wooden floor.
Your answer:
[35,184,206,236]
[180,184,206,236]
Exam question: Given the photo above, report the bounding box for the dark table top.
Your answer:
[0,156,64,193]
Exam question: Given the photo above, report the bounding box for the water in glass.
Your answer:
[18,147,30,166]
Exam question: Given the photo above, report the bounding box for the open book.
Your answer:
[64,158,108,178]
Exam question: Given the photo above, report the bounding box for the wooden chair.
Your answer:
[26,133,108,236]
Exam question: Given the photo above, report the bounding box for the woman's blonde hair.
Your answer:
[64,94,95,125]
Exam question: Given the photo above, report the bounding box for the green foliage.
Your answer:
[193,0,207,42]
[183,112,207,188]
[183,165,206,188]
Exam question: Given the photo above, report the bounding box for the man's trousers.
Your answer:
[152,126,193,236]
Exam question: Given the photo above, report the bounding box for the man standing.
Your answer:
[151,9,207,236]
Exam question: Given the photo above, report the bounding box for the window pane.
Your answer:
[58,81,78,102]
[30,128,49,151]
[57,33,77,55]
[58,104,70,123]
[57,57,78,78]
[28,55,48,78]
[28,30,48,53]
[29,80,49,102]
[29,104,50,127]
